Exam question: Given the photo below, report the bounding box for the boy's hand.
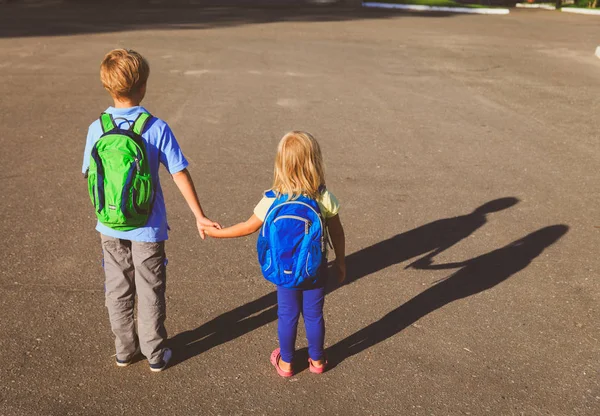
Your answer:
[203,226,220,238]
[196,217,221,240]
[334,259,346,284]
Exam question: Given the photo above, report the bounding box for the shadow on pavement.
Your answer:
[169,197,527,368]
[326,224,569,368]
[344,197,519,284]
[0,0,456,39]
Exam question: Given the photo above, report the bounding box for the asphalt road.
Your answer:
[0,2,599,415]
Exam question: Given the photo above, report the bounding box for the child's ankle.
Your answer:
[310,358,324,368]
[278,357,292,371]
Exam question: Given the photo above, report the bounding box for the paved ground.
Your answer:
[0,2,599,415]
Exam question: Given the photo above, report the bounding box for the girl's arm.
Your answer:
[205,214,263,238]
[327,214,346,283]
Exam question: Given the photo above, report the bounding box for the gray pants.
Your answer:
[101,234,167,365]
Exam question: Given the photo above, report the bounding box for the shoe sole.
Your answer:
[115,348,140,368]
[150,348,172,372]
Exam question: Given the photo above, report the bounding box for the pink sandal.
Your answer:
[270,348,293,378]
[308,357,327,374]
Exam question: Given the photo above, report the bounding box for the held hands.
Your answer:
[196,216,221,240]
[203,225,221,238]
[405,256,432,270]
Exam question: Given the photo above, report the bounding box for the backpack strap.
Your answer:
[131,112,152,136]
[100,113,117,134]
[264,190,277,198]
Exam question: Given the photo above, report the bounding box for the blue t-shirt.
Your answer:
[82,106,188,242]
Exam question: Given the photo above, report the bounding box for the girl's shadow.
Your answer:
[168,197,522,367]
[326,224,569,367]
[344,197,519,283]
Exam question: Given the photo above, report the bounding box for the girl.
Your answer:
[205,131,346,377]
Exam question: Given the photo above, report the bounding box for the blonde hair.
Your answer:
[272,131,325,199]
[100,49,150,98]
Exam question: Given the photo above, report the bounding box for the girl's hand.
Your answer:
[335,259,346,283]
[200,215,262,239]
[327,215,346,283]
[203,226,221,238]
[196,217,221,239]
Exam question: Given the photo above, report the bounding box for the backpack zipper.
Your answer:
[262,201,323,237]
[97,148,141,175]
[273,215,311,234]
[120,162,137,217]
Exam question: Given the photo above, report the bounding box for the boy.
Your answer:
[82,49,219,372]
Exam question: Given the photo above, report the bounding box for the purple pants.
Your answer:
[276,285,326,363]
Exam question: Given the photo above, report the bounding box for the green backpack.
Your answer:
[87,112,154,231]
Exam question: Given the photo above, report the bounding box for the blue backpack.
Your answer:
[257,190,326,288]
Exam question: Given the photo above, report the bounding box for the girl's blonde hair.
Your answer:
[272,131,325,200]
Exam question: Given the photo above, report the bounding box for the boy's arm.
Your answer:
[327,214,346,283]
[205,214,263,238]
[171,168,220,239]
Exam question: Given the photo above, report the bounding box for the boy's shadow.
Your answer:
[169,197,520,367]
[326,224,569,367]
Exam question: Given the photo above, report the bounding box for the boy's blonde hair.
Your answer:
[272,131,325,200]
[100,49,150,98]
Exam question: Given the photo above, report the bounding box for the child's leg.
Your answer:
[131,240,167,365]
[302,286,326,362]
[276,286,302,364]
[101,235,138,361]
